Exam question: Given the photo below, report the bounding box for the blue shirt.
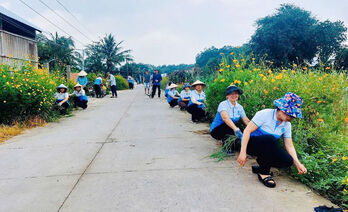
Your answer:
[210,100,246,132]
[128,78,133,83]
[167,89,179,103]
[77,76,88,86]
[251,109,292,139]
[188,90,206,108]
[144,74,150,83]
[152,73,162,86]
[94,77,102,85]
[179,90,191,102]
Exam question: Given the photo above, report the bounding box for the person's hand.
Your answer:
[155,80,158,82]
[58,102,62,106]
[237,151,247,167]
[296,163,307,174]
[234,128,243,139]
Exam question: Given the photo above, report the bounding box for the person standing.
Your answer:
[143,70,151,95]
[151,69,162,98]
[94,75,103,98]
[128,76,134,90]
[107,72,117,98]
[76,71,88,87]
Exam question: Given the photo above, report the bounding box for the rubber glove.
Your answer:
[234,128,243,139]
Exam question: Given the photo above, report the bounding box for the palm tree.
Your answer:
[99,34,133,73]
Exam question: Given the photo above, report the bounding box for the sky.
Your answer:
[0,0,347,65]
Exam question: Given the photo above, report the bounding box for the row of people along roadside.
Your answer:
[54,71,121,115]
[165,79,308,188]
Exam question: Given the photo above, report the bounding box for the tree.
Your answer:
[37,33,79,71]
[335,47,348,70]
[250,4,347,66]
[84,34,133,74]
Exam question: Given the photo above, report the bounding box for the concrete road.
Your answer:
[0,86,334,212]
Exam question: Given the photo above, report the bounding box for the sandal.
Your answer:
[257,174,276,188]
[252,165,274,176]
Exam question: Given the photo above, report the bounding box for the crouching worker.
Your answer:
[210,85,250,151]
[187,80,207,122]
[55,84,70,115]
[237,92,307,188]
[178,83,191,110]
[72,83,88,109]
[167,83,180,107]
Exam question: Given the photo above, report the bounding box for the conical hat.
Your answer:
[78,70,87,76]
[168,83,178,89]
[74,83,82,88]
[192,80,206,87]
[57,84,68,89]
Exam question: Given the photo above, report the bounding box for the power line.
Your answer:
[38,0,92,42]
[18,0,86,46]
[56,0,93,36]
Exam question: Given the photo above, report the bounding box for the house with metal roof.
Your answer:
[0,5,42,65]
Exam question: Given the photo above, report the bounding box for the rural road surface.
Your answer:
[0,86,334,212]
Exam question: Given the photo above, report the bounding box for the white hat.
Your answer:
[78,71,87,76]
[192,80,206,87]
[168,83,178,89]
[74,83,82,89]
[57,84,68,92]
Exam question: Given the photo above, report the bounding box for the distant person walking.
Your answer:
[94,75,103,98]
[143,70,151,95]
[128,76,134,89]
[151,69,162,98]
[108,72,117,98]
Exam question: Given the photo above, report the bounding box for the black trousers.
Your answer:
[187,104,206,121]
[111,85,117,97]
[178,101,188,110]
[210,123,235,140]
[94,84,101,97]
[56,101,69,115]
[129,83,134,89]
[151,85,161,98]
[247,135,294,174]
[168,99,178,107]
[73,97,88,109]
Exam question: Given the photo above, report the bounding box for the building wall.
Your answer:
[0,30,38,66]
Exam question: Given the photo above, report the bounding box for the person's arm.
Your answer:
[191,97,202,105]
[59,94,69,105]
[241,116,251,125]
[284,138,307,174]
[220,111,238,131]
[237,121,258,166]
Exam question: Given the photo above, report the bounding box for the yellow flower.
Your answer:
[281,69,287,73]
[318,77,323,81]
[230,52,234,55]
[317,100,322,104]
[293,64,297,67]
[234,80,238,83]
[331,158,337,163]
[220,79,225,82]
[226,65,230,68]
[28,92,31,95]
[271,79,275,83]
[317,118,324,122]
[235,64,241,68]
[292,70,296,74]
[6,81,9,85]
[244,82,248,86]
[236,46,241,49]
[275,74,283,80]
[252,58,255,61]
[325,67,330,70]
[344,117,348,123]
[263,89,268,94]
[268,69,272,74]
[342,156,347,161]
[263,77,267,81]
[219,52,224,55]
[219,68,223,73]
[3,100,6,103]
[233,59,237,63]
[273,86,277,90]
[249,80,253,84]
[303,67,308,70]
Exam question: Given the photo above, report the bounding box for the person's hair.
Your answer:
[168,82,172,86]
[107,72,110,75]
[98,74,102,77]
[145,70,148,72]
[155,69,159,72]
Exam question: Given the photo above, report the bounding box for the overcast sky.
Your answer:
[0,0,347,65]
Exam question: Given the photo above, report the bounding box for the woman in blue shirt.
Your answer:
[210,85,250,144]
[237,92,307,188]
[178,83,191,110]
[76,71,88,87]
[167,83,180,107]
[54,84,70,115]
[187,80,207,122]
[72,83,88,109]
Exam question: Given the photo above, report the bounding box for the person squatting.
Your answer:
[165,81,307,188]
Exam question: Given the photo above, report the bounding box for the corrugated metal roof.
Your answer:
[0,5,42,32]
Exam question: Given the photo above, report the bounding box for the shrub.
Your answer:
[161,76,169,90]
[206,56,348,207]
[115,75,129,90]
[0,63,74,124]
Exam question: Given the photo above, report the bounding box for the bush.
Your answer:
[206,56,348,207]
[115,75,129,90]
[0,63,74,124]
[161,76,169,90]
